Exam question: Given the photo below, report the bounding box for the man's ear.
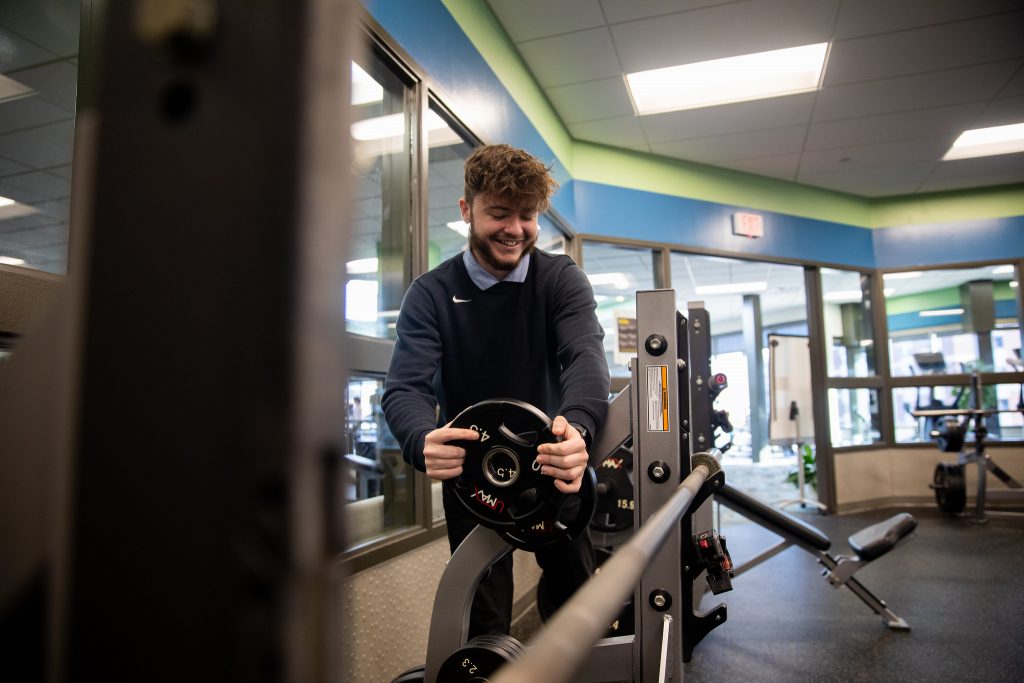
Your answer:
[459,197,471,222]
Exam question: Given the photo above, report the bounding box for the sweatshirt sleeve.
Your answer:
[551,262,610,444]
[381,281,442,472]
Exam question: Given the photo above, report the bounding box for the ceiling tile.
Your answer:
[0,154,30,176]
[0,212,55,234]
[611,0,839,73]
[805,103,987,150]
[0,94,73,134]
[0,118,74,168]
[640,93,814,143]
[0,170,67,202]
[798,137,950,175]
[824,11,1024,86]
[654,124,807,163]
[546,77,633,124]
[927,152,1024,181]
[813,61,1020,121]
[713,153,801,181]
[974,95,1024,127]
[568,115,648,147]
[918,168,1024,193]
[13,61,78,112]
[518,27,622,87]
[833,0,1024,40]
[0,1,79,57]
[850,183,927,198]
[0,27,57,72]
[599,0,736,24]
[487,0,606,42]
[1000,64,1024,96]
[797,161,936,192]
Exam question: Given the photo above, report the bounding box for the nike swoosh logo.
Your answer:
[452,296,472,303]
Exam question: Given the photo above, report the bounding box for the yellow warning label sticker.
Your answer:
[647,365,669,431]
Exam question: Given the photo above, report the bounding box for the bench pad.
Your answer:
[848,513,917,561]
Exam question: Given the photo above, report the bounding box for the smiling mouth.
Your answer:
[494,238,522,248]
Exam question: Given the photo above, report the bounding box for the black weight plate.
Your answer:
[445,399,559,529]
[438,637,516,682]
[500,466,597,551]
[390,665,426,682]
[591,449,634,532]
[933,462,966,514]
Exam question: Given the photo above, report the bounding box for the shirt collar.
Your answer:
[463,248,531,290]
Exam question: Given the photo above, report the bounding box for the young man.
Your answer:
[382,143,610,637]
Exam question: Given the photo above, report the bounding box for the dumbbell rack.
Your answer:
[420,290,728,683]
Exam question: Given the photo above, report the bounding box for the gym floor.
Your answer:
[513,507,1024,682]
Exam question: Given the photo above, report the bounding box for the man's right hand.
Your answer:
[423,425,480,480]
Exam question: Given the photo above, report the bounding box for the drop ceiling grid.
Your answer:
[484,0,1024,197]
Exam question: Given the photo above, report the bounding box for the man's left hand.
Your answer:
[536,416,589,493]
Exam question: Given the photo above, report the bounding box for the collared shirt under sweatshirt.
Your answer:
[382,248,610,471]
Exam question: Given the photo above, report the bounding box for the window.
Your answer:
[0,1,79,275]
[893,382,1023,444]
[828,388,880,447]
[670,252,808,461]
[821,268,877,377]
[426,105,475,269]
[581,241,658,378]
[341,375,417,550]
[886,265,1021,377]
[347,55,414,339]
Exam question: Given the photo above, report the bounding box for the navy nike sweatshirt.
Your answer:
[382,249,610,471]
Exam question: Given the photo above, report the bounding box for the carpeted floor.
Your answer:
[512,507,1024,682]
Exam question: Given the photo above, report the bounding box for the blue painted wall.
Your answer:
[364,0,1024,271]
[874,216,1024,268]
[572,181,876,268]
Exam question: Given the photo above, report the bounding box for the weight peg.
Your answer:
[591,447,635,533]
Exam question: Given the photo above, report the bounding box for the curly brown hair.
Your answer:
[463,144,559,212]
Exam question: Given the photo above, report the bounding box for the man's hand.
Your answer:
[536,416,589,493]
[423,424,479,481]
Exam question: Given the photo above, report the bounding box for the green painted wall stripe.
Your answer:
[885,282,1017,315]
[572,142,874,226]
[442,0,1024,230]
[441,0,573,170]
[870,184,1024,228]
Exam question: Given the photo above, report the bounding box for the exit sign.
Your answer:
[732,212,764,238]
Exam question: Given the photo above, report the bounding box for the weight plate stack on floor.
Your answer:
[437,634,524,681]
[932,462,967,513]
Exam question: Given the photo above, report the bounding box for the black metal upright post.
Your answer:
[28,2,355,681]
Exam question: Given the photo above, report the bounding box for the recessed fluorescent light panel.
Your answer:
[920,308,964,317]
[694,281,768,296]
[447,220,470,237]
[0,73,35,104]
[943,122,1024,160]
[992,265,1015,275]
[351,62,383,106]
[626,42,829,115]
[588,272,631,290]
[882,271,923,281]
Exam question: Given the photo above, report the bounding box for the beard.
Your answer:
[468,219,537,274]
